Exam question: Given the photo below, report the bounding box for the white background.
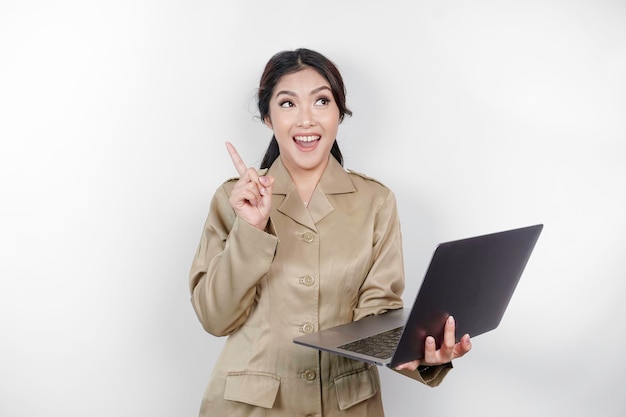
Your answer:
[1,1,625,416]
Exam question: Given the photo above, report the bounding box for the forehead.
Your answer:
[274,67,330,94]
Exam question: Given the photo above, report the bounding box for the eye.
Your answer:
[315,97,331,106]
[279,100,294,108]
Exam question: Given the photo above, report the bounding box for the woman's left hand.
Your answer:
[395,315,472,371]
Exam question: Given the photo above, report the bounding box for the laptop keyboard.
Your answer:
[338,326,404,359]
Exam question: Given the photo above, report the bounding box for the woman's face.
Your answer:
[264,67,340,176]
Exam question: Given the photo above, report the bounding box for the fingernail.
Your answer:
[448,316,454,324]
[260,176,268,184]
[427,336,435,345]
[260,187,267,195]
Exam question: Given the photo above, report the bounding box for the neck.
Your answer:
[281,158,328,206]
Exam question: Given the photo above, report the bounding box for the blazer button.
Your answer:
[302,369,317,381]
[301,232,315,243]
[301,323,315,334]
[299,275,315,286]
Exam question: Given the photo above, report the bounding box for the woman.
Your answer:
[189,48,471,416]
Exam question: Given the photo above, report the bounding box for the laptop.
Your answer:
[293,224,543,368]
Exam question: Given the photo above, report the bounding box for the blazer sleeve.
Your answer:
[352,188,453,386]
[189,183,279,336]
[353,189,405,320]
[395,364,453,387]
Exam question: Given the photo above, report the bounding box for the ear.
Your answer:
[263,116,273,129]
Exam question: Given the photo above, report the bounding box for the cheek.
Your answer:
[321,114,341,134]
[274,118,294,134]
[271,119,296,142]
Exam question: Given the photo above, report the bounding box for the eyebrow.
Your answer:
[275,85,332,98]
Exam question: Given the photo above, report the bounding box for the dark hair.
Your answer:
[258,48,352,169]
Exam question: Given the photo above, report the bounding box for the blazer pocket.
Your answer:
[333,365,378,411]
[224,371,281,409]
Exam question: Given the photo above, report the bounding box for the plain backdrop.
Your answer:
[1,1,625,416]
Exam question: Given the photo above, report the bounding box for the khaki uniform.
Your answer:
[190,157,451,416]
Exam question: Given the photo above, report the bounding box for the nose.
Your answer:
[296,107,315,128]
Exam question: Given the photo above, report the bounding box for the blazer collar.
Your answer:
[267,156,356,229]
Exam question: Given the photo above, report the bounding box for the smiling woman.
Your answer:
[258,49,352,171]
[188,48,471,417]
[262,67,341,204]
[2,2,625,417]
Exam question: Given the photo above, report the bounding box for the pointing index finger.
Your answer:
[225,141,248,176]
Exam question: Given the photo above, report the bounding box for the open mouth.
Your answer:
[294,135,321,149]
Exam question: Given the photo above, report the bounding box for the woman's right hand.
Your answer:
[226,142,275,230]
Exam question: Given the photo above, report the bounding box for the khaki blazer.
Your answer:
[190,157,451,416]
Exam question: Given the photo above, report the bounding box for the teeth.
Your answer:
[294,135,320,143]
